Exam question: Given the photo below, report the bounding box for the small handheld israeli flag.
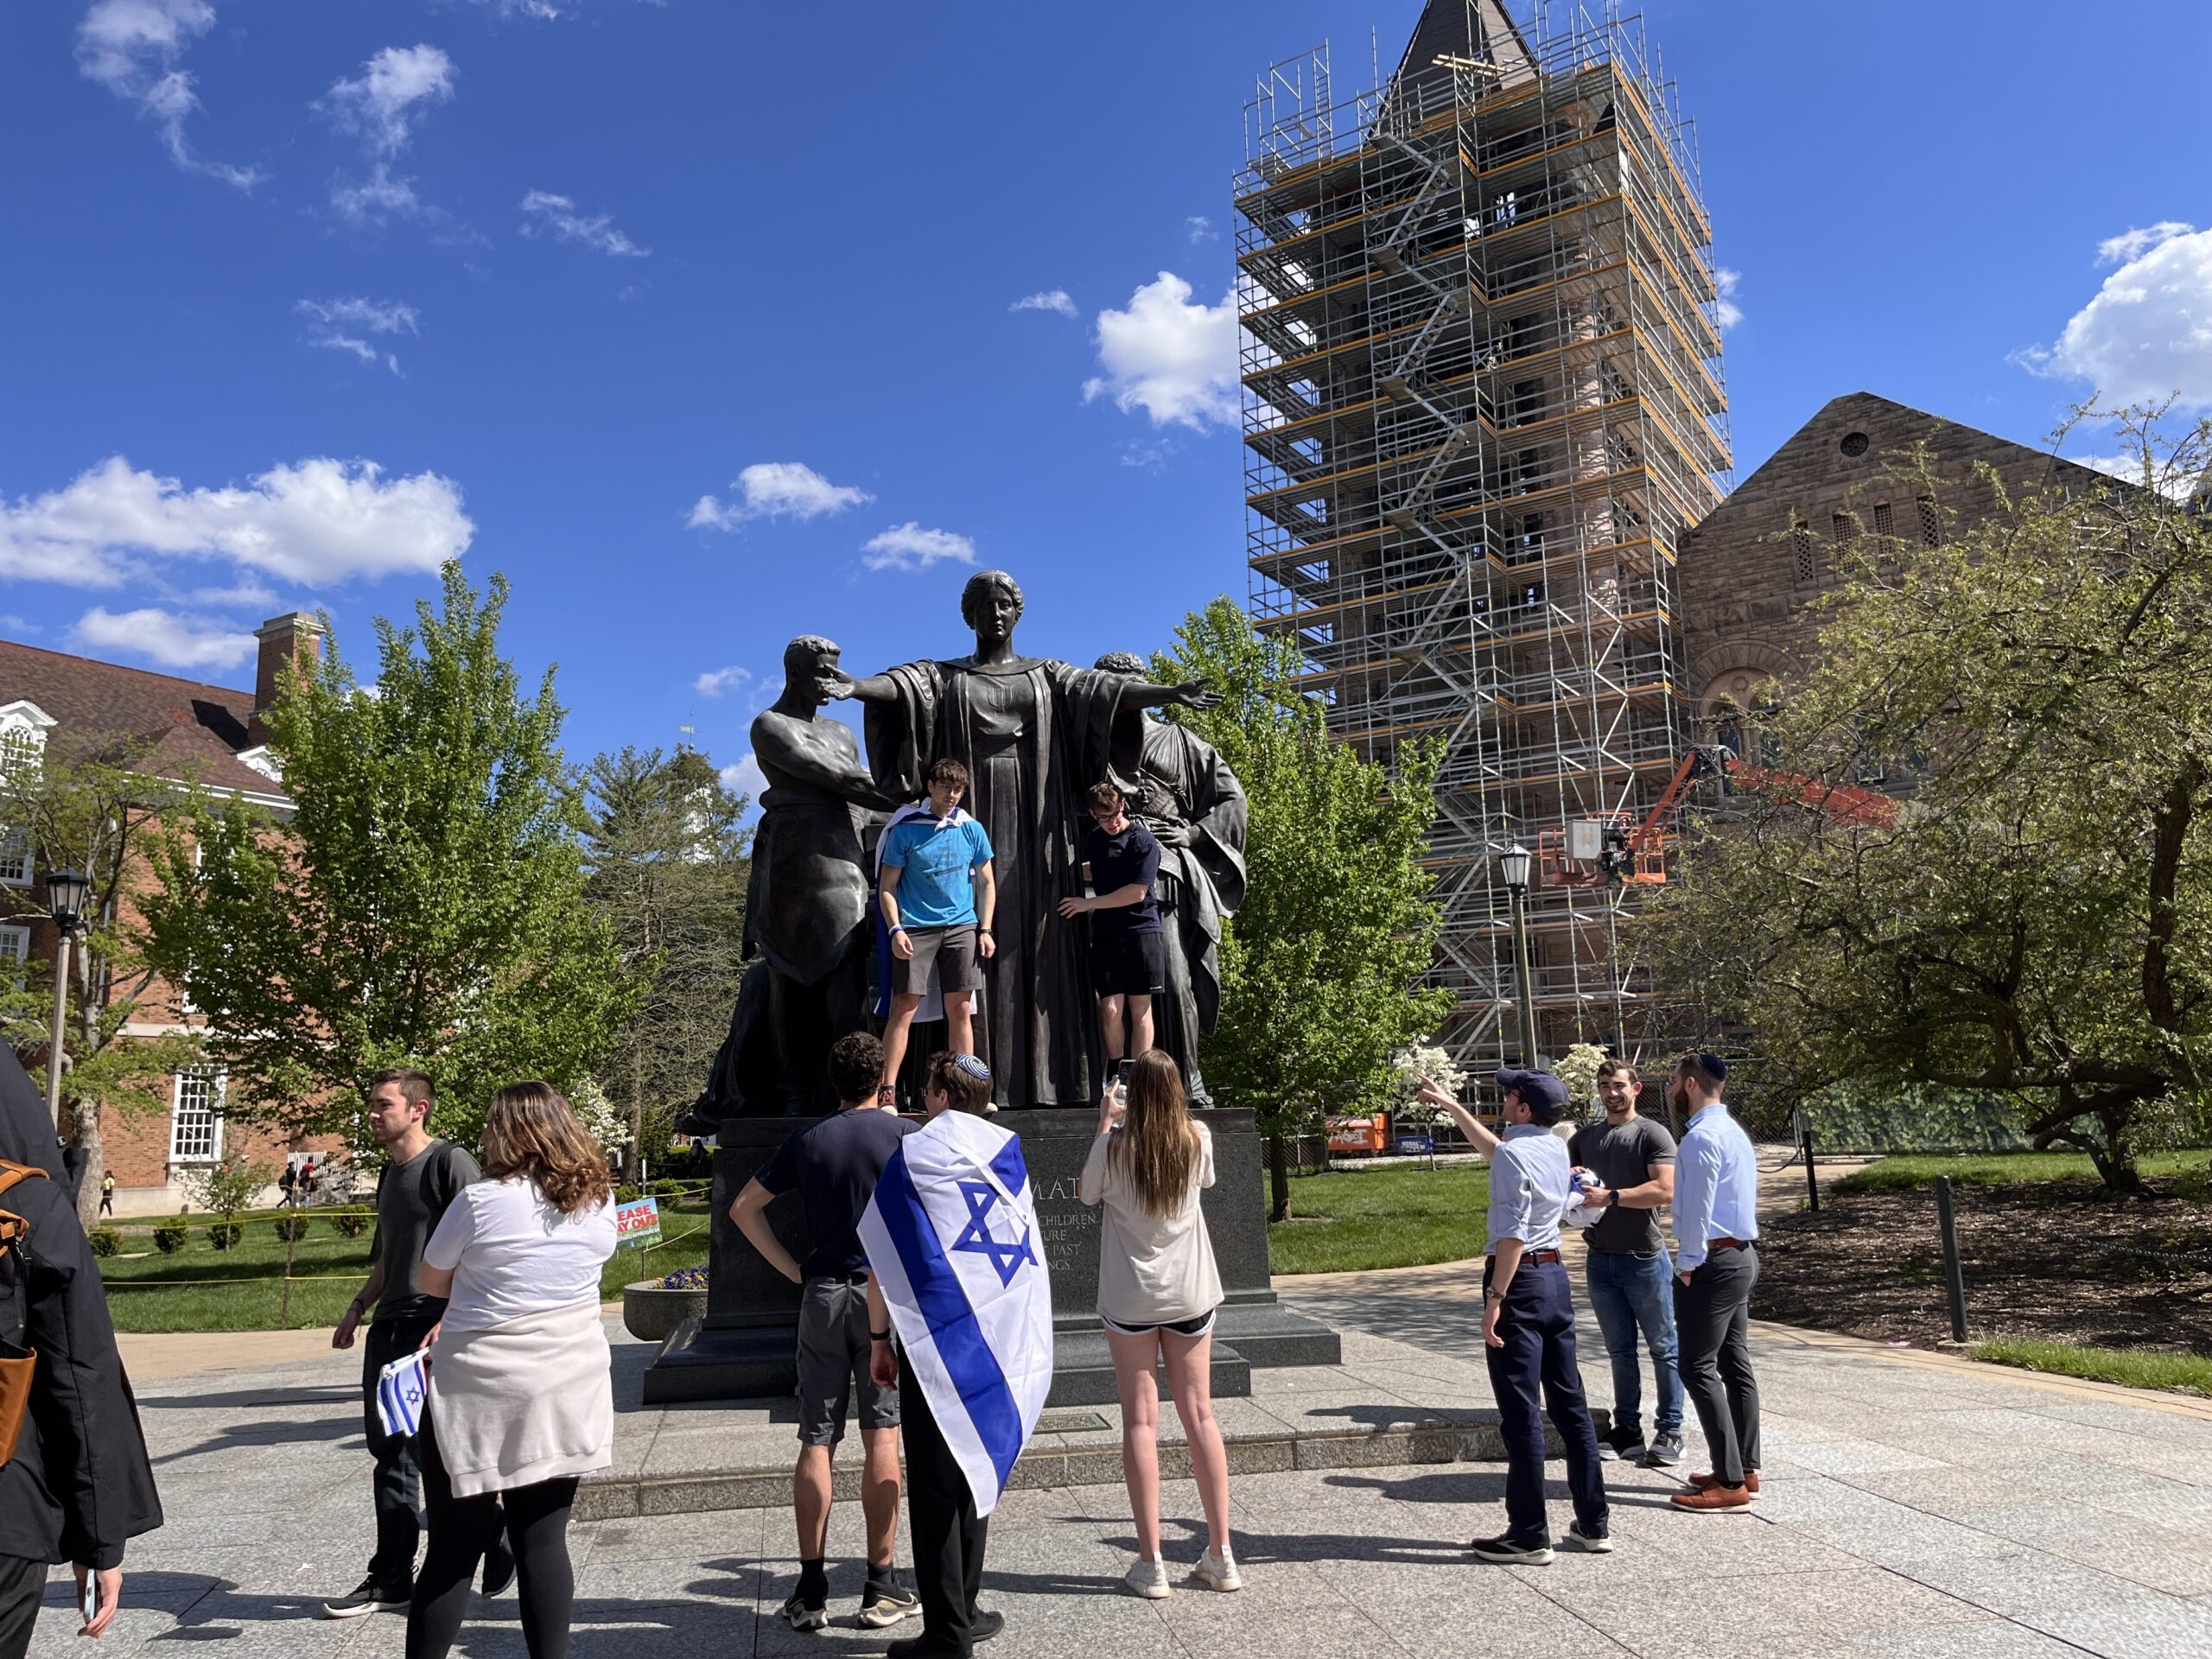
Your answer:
[858,1108,1052,1516]
[375,1349,429,1439]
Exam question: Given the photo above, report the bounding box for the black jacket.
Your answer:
[0,1051,162,1568]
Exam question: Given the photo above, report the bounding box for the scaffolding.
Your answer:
[1236,0,1731,1073]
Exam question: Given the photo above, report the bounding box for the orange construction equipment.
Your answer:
[1536,747,1898,888]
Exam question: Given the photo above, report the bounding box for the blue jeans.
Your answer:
[1583,1249,1683,1439]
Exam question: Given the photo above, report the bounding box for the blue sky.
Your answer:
[3,1,2208,803]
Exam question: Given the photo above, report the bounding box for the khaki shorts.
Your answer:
[892,922,983,998]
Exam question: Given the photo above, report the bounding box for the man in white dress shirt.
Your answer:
[1666,1052,1763,1512]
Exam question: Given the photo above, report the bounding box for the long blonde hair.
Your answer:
[1109,1050,1199,1219]
[482,1081,613,1216]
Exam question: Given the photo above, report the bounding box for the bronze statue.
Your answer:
[1093,652,1248,1101]
[687,637,897,1121]
[834,571,1219,1107]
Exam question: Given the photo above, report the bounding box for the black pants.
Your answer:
[406,1413,576,1659]
[362,1317,439,1586]
[1675,1245,1761,1487]
[1481,1257,1607,1547]
[0,1555,45,1659]
[900,1363,988,1653]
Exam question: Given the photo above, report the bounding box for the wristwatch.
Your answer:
[871,1329,893,1342]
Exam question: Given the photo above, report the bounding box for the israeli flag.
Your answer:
[375,1349,429,1439]
[859,1110,1053,1516]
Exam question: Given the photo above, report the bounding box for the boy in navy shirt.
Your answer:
[1058,779,1165,1079]
[877,758,996,1100]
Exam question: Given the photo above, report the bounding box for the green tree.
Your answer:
[1154,598,1452,1217]
[0,732,204,1227]
[582,744,750,1177]
[142,562,636,1149]
[1643,409,2212,1192]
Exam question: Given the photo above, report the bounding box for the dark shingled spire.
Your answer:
[1389,0,1535,116]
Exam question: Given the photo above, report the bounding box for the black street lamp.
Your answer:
[1497,844,1539,1065]
[42,868,91,1133]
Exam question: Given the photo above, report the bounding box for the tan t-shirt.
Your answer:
[1078,1122,1224,1325]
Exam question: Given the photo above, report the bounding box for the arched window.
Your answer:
[1916,494,1942,547]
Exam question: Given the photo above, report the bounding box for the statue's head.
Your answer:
[960,570,1024,645]
[783,634,841,706]
[1093,651,1147,679]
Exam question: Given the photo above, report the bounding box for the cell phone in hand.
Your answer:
[1117,1058,1132,1087]
[80,1574,101,1628]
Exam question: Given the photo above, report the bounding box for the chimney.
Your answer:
[251,613,325,743]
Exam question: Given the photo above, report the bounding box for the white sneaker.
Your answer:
[1123,1556,1173,1599]
[1190,1548,1242,1592]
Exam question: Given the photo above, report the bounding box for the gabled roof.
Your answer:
[0,638,286,800]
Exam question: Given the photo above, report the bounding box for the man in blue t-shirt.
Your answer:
[728,1031,921,1632]
[877,757,996,1100]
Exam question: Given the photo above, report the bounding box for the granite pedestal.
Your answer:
[643,1107,1339,1407]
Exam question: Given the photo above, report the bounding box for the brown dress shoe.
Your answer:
[1688,1470,1760,1494]
[1672,1483,1753,1511]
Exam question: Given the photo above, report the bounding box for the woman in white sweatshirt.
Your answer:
[410,1082,618,1659]
[1078,1048,1238,1599]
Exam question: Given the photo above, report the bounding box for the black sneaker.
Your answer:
[857,1581,921,1628]
[780,1591,828,1632]
[970,1608,1005,1643]
[1598,1425,1647,1463]
[481,1539,517,1599]
[321,1577,410,1618]
[1467,1534,1554,1565]
[1641,1431,1686,1468]
[1565,1522,1614,1554]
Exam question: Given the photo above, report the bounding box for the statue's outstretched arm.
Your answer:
[1118,677,1223,713]
[830,671,900,705]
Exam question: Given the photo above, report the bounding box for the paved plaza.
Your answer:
[31,1266,2212,1659]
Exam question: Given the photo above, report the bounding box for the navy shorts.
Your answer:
[1091,928,1166,997]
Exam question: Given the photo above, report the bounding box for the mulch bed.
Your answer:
[1752,1177,2212,1352]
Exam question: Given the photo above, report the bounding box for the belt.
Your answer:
[1527,1249,1562,1265]
[1709,1236,1753,1252]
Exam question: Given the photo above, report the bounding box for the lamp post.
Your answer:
[41,867,91,1134]
[1498,843,1539,1065]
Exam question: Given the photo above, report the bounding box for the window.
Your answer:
[1790,513,1818,584]
[168,1071,226,1165]
[1832,512,1853,543]
[0,829,28,888]
[1510,378,1545,426]
[0,727,39,777]
[1916,495,1942,547]
[1872,500,1895,541]
[1517,513,1546,558]
[0,925,26,977]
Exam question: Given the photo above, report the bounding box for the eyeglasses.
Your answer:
[950,1053,993,1082]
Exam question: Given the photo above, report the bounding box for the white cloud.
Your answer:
[519,190,649,257]
[1712,266,1744,333]
[0,455,473,588]
[1011,289,1077,318]
[861,523,976,573]
[319,45,455,156]
[2063,449,2202,503]
[2018,223,2212,409]
[2098,222,2193,267]
[689,461,871,530]
[71,606,255,671]
[329,163,424,227]
[1185,214,1218,244]
[75,0,263,189]
[1083,272,1241,430]
[718,752,768,807]
[297,296,420,372]
[473,0,566,16]
[693,665,751,697]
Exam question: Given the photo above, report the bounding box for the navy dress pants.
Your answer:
[1483,1257,1608,1548]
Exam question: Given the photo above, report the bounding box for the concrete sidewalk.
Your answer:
[33,1263,2212,1659]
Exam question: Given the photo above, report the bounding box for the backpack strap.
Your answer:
[0,1160,48,1252]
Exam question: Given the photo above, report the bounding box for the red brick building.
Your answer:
[0,614,329,1214]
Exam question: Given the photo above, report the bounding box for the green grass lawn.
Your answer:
[1267,1163,1491,1276]
[1833,1149,2212,1194]
[1974,1338,2212,1398]
[99,1202,714,1333]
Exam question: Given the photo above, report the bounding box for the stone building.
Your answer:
[0,614,331,1214]
[1678,390,2116,748]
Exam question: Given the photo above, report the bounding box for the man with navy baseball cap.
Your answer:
[1414,1065,1609,1563]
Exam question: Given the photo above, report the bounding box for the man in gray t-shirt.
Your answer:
[323,1070,488,1618]
[1568,1061,1685,1466]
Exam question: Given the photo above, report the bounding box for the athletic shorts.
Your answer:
[892,922,984,998]
[1100,1307,1217,1338]
[795,1275,900,1446]
[1090,928,1166,997]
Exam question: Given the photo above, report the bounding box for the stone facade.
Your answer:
[1678,391,2113,736]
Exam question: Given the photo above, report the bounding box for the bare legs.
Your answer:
[793,1427,903,1569]
[880,992,978,1099]
[1105,1326,1231,1563]
[1096,995,1156,1070]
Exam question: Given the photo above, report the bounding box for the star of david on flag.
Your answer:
[857,1110,1055,1516]
[376,1350,429,1438]
[951,1179,1038,1286]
